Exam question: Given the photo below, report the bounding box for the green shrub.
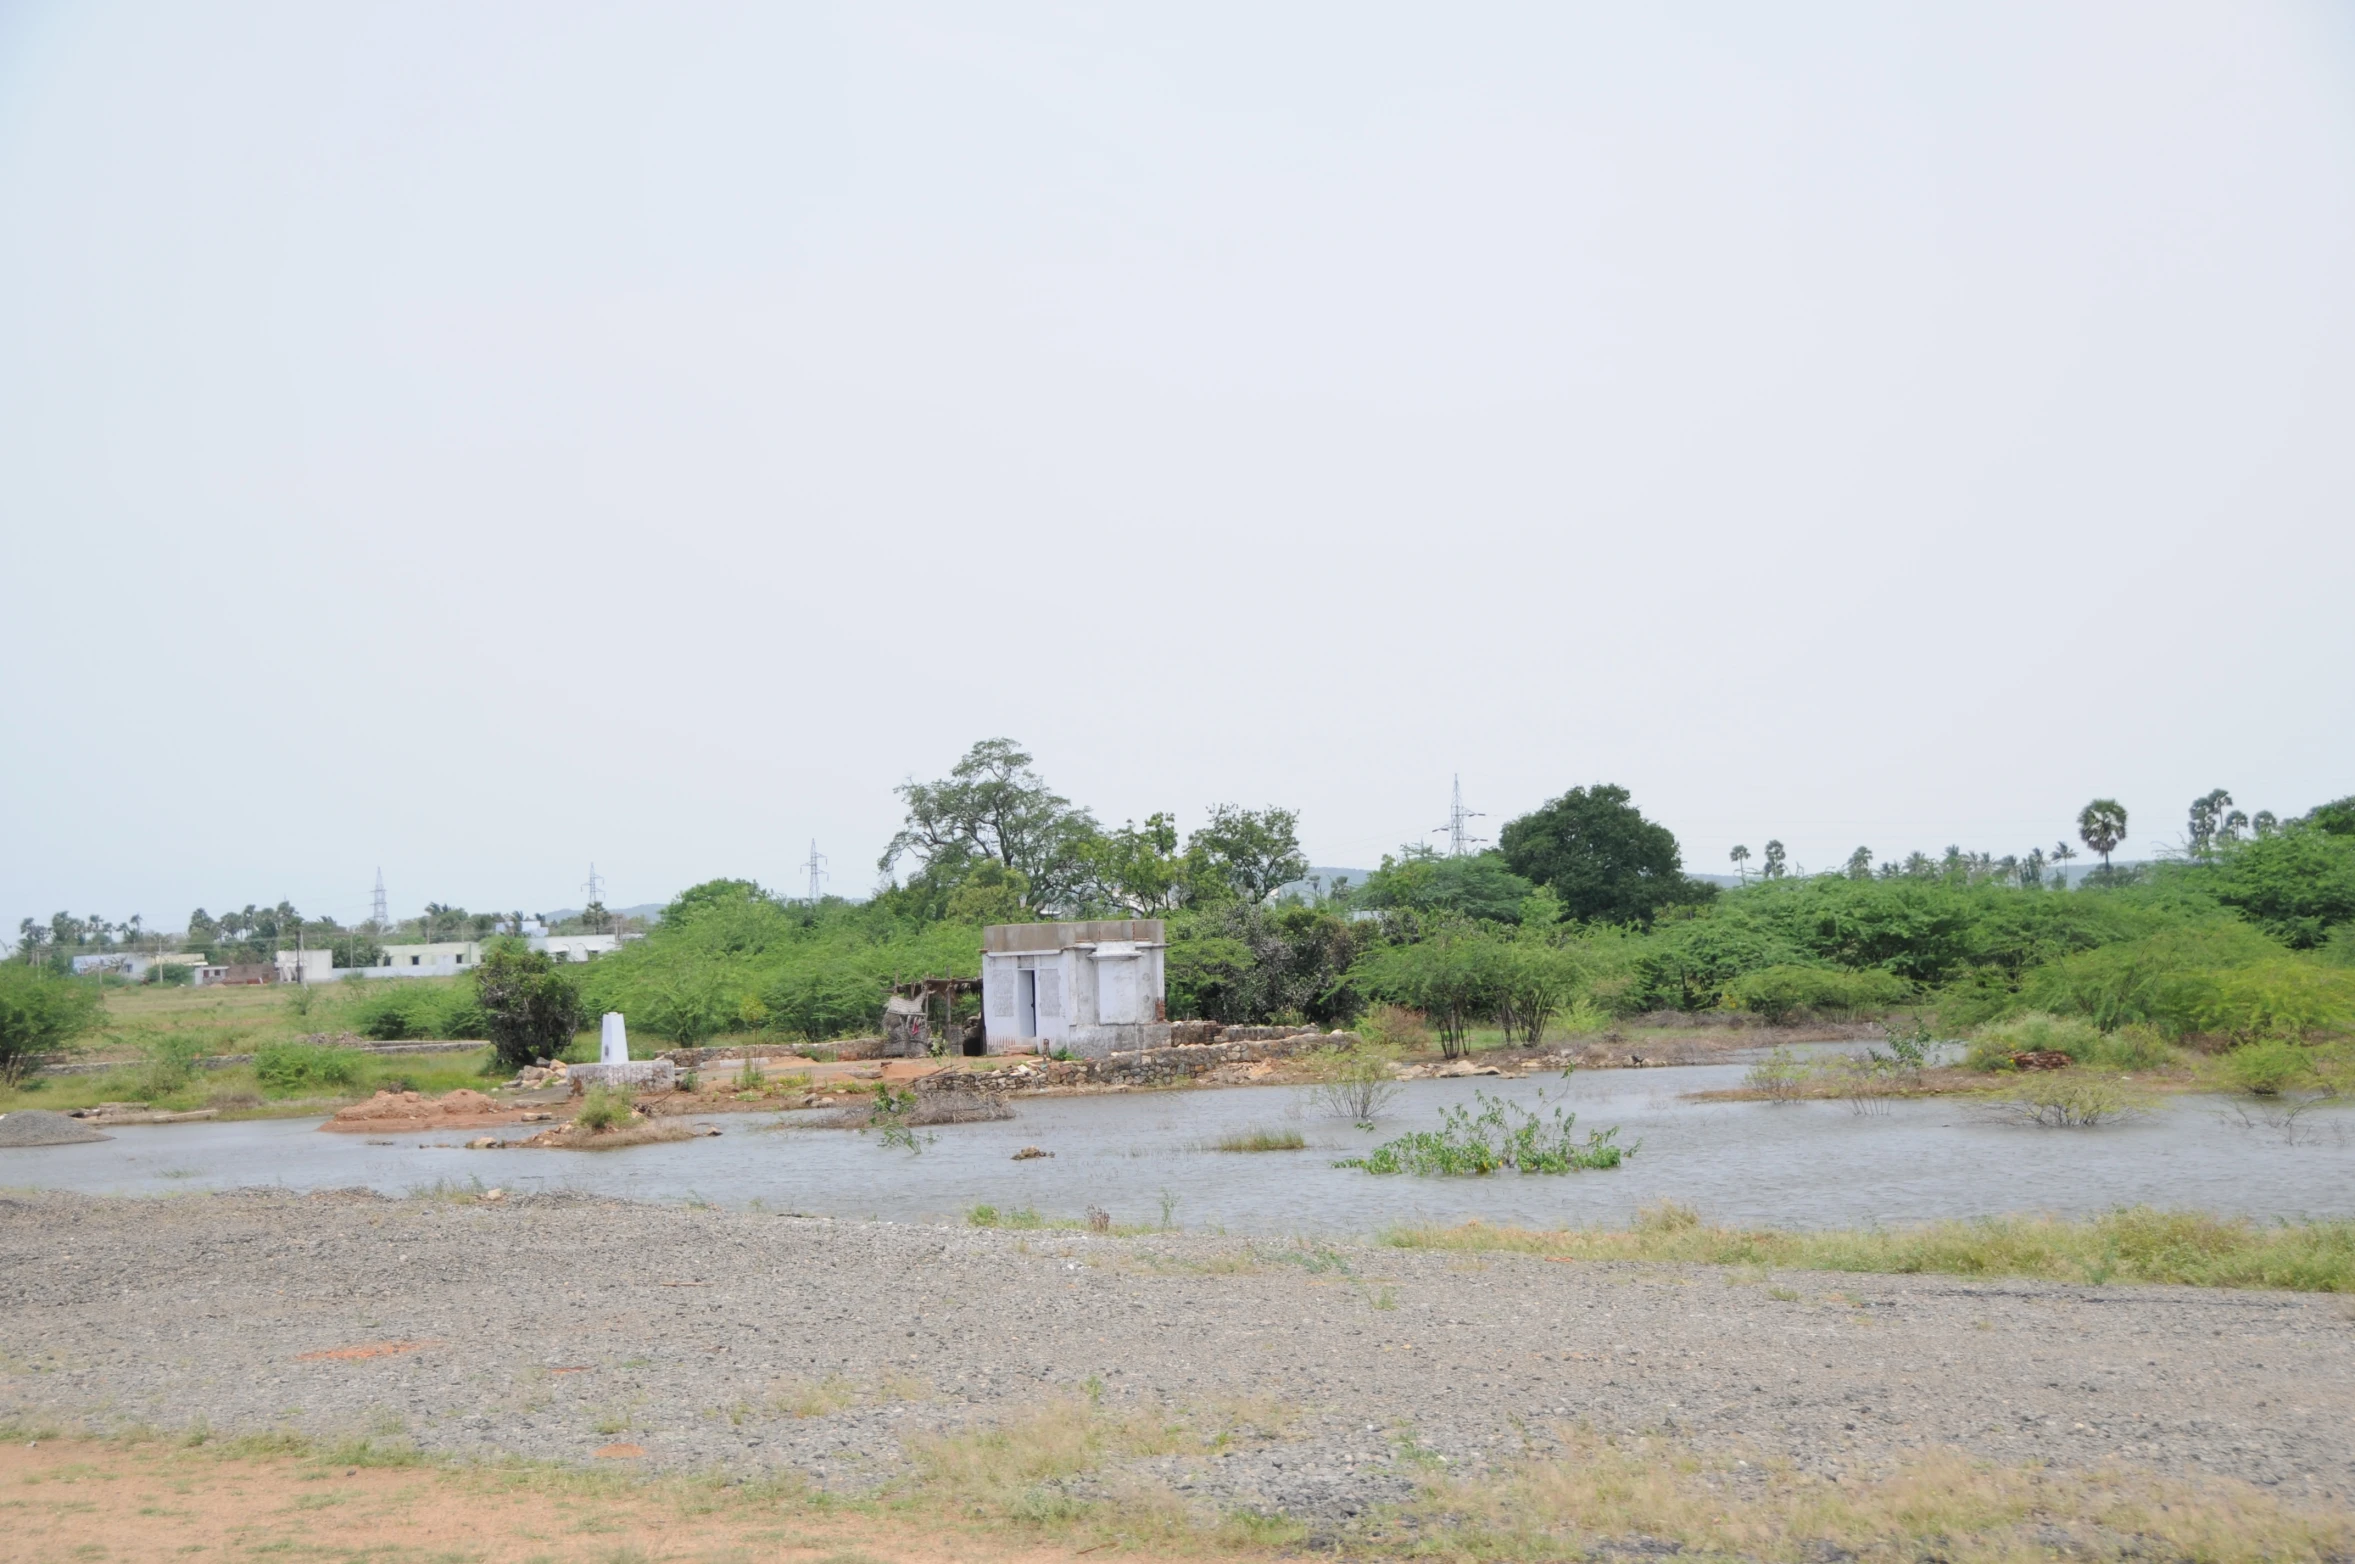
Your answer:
[2081,1023,2180,1072]
[134,1034,208,1098]
[1728,963,1909,1023]
[2016,924,2284,1033]
[574,1084,634,1131]
[253,1042,363,1095]
[1336,1090,1630,1175]
[1966,1011,2102,1070]
[348,983,487,1043]
[2173,960,2355,1045]
[2225,1040,2313,1096]
[472,940,585,1072]
[0,966,105,1083]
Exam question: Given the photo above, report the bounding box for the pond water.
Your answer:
[5,1064,2349,1235]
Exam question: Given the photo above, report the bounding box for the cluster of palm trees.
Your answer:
[15,911,145,958]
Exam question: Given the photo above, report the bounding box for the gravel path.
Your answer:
[2,1190,2348,1524]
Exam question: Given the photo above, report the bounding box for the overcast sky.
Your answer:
[3,1,2351,932]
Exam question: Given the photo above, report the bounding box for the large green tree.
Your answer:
[1355,848,1534,922]
[1186,805,1309,905]
[471,938,587,1071]
[1497,784,1710,925]
[881,739,1101,913]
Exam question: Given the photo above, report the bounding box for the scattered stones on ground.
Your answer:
[1,1191,2346,1526]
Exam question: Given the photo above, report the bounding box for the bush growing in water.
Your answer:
[1998,1074,2139,1127]
[253,1042,362,1094]
[1745,1045,1810,1100]
[1309,1050,1401,1123]
[1337,1090,1630,1175]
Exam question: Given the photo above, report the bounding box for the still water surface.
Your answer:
[6,1064,2349,1234]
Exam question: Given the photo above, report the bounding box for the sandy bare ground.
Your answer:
[1,1189,2349,1531]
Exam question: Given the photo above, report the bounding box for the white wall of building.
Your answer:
[531,934,618,963]
[980,920,1167,1058]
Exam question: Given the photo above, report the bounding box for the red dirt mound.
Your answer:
[322,1089,528,1133]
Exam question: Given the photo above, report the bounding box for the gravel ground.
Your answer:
[1,1189,2349,1526]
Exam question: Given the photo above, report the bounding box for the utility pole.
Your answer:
[801,840,829,903]
[1435,775,1486,857]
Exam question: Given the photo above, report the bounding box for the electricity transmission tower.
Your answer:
[582,863,605,903]
[1436,774,1486,857]
[370,869,389,931]
[800,840,829,903]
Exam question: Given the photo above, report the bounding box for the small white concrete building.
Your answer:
[980,919,1168,1058]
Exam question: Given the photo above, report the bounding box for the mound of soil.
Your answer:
[0,1110,112,1146]
[322,1089,524,1133]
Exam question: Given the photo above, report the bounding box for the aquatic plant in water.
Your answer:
[1335,1089,1631,1176]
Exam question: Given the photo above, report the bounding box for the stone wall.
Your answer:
[917,1027,1357,1094]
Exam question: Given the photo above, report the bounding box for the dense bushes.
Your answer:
[0,965,104,1083]
[575,881,981,1044]
[349,982,488,1043]
[1726,964,1910,1023]
[253,1041,363,1094]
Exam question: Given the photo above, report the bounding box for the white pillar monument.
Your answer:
[600,1012,629,1066]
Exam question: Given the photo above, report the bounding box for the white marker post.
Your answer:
[600,1013,629,1066]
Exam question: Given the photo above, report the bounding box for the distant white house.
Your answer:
[980,919,1168,1058]
[353,933,618,978]
[366,941,484,978]
[531,933,619,963]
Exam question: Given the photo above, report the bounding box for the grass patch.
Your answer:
[1383,1205,2355,1291]
[1408,1426,2354,1564]
[1211,1127,1306,1152]
[4,1409,2350,1564]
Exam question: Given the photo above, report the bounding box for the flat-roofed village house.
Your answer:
[979,919,1169,1058]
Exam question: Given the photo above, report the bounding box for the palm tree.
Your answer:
[2077,800,2128,873]
[1761,840,1787,880]
[1729,845,1751,884]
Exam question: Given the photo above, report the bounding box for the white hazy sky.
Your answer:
[3,2,2352,932]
